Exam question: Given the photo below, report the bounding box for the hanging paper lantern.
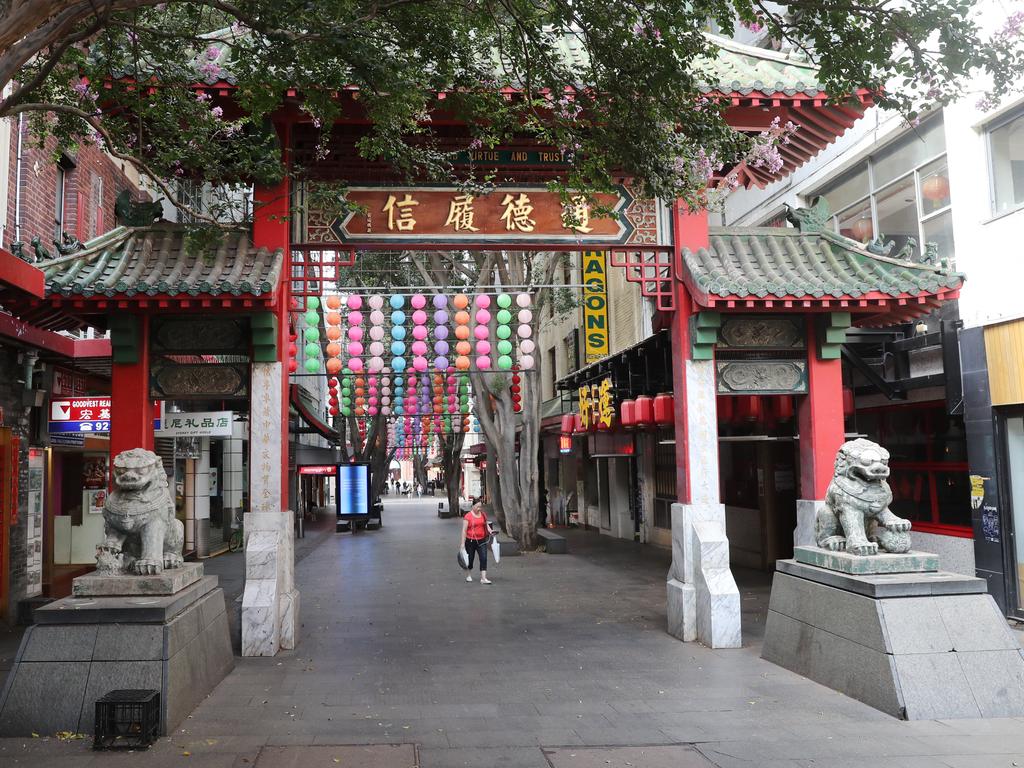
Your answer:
[519,354,534,370]
[304,342,319,357]
[411,293,427,310]
[326,326,342,341]
[520,338,535,354]
[518,308,532,324]
[477,355,492,369]
[347,295,363,310]
[390,295,405,309]
[304,358,320,373]
[326,342,342,358]
[368,294,384,310]
[497,355,513,370]
[304,327,319,342]
[288,359,298,373]
[517,324,532,338]
[304,309,319,326]
[326,311,342,326]
[307,296,320,310]
[325,295,342,310]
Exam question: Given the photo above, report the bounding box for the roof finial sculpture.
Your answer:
[784,195,830,233]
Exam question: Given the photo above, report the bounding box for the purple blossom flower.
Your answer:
[72,81,90,96]
[205,44,220,61]
[210,106,224,119]
[195,90,211,102]
[469,138,483,150]
[198,61,222,79]
[976,94,999,112]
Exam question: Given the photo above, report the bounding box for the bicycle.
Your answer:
[228,509,244,553]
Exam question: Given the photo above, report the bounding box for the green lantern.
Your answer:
[304,327,319,341]
[497,340,513,356]
[497,355,513,370]
[496,325,512,340]
[303,358,320,373]
[496,293,512,309]
[305,310,320,326]
[304,342,319,357]
[341,406,351,416]
[307,297,320,310]
[496,309,512,325]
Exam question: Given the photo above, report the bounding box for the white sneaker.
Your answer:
[466,574,473,582]
[480,577,492,585]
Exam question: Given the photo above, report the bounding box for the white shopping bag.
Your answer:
[457,547,470,569]
[488,522,500,564]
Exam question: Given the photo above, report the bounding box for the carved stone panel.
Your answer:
[151,362,248,399]
[152,317,247,353]
[718,316,805,350]
[716,360,808,394]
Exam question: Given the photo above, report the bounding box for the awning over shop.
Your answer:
[290,384,339,442]
[4,223,284,331]
[0,247,45,300]
[556,330,672,394]
[680,200,963,326]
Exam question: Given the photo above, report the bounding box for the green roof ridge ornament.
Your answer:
[114,189,164,227]
[785,196,831,233]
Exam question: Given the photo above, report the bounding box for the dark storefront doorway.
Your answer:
[718,396,799,571]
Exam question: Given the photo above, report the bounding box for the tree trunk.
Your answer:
[441,431,466,517]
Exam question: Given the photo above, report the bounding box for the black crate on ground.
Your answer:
[93,690,160,750]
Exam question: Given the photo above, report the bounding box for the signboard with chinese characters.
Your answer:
[316,186,635,245]
[579,377,615,431]
[156,411,234,438]
[25,449,43,597]
[582,252,609,364]
[49,397,111,434]
[52,367,87,397]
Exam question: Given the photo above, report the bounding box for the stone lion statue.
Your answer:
[815,438,912,556]
[97,448,184,575]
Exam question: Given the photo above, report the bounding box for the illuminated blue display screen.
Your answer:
[336,464,370,517]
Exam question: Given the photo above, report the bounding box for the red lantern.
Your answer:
[778,396,794,421]
[561,414,574,434]
[329,406,339,415]
[736,395,762,422]
[635,395,654,426]
[620,399,636,427]
[572,413,584,433]
[843,387,855,417]
[288,359,298,373]
[653,393,674,425]
[717,396,733,423]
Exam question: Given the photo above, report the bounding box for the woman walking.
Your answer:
[460,502,492,584]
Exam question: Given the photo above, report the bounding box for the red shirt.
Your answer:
[464,511,488,540]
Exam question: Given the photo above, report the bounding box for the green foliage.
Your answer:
[3,0,1022,215]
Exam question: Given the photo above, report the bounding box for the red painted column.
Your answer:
[669,202,707,503]
[110,315,153,458]
[798,318,845,499]
[252,122,292,507]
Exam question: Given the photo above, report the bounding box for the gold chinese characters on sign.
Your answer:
[323,187,634,243]
[579,378,615,430]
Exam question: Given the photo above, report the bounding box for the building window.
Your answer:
[855,401,971,535]
[989,109,1024,216]
[653,437,675,529]
[54,165,67,242]
[90,173,104,239]
[812,114,953,264]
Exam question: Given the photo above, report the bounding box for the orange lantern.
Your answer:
[325,342,342,358]
[921,173,950,202]
[326,358,342,374]
[326,326,342,341]
[851,216,873,242]
[453,293,470,309]
[326,311,342,326]
[456,356,471,370]
[325,295,342,310]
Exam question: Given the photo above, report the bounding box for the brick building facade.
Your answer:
[2,120,144,252]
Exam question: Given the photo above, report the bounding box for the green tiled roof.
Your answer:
[682,226,963,303]
[189,30,827,98]
[39,223,283,298]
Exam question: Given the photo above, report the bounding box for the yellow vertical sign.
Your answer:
[582,251,609,364]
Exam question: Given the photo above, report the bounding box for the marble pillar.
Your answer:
[242,362,299,656]
[666,359,742,648]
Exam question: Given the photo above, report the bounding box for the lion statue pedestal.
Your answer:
[762,438,1024,720]
[0,449,234,738]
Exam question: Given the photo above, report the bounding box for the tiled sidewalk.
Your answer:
[2,498,1023,767]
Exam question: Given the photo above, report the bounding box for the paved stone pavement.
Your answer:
[2,498,1024,767]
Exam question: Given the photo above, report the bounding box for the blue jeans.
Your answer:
[464,538,488,571]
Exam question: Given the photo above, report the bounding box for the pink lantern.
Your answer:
[413,356,428,372]
[412,340,428,356]
[477,355,492,369]
[412,325,429,340]
[412,310,428,325]
[348,358,364,372]
[519,354,534,370]
[475,309,491,325]
[411,294,427,309]
[348,326,364,341]
[474,325,489,340]
[347,295,363,310]
[475,294,491,308]
[516,293,531,308]
[517,324,532,338]
[476,340,491,355]
[348,311,363,326]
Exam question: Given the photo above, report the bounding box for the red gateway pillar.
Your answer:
[251,124,292,504]
[796,317,846,544]
[110,314,153,458]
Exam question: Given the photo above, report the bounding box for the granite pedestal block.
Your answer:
[72,562,204,596]
[794,546,939,574]
[763,560,1024,719]
[0,576,234,737]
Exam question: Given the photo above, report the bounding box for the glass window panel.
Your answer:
[875,177,919,259]
[881,407,931,463]
[873,115,946,187]
[934,471,970,527]
[923,211,955,265]
[816,165,869,215]
[889,468,932,524]
[919,158,951,216]
[990,112,1024,215]
[1007,416,1024,610]
[837,198,874,243]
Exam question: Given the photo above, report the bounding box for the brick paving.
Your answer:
[1,497,1023,767]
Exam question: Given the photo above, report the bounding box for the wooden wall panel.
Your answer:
[985,318,1024,406]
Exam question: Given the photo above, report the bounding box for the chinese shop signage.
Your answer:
[49,397,112,433]
[156,411,234,438]
[579,377,615,430]
[326,186,634,244]
[582,251,609,364]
